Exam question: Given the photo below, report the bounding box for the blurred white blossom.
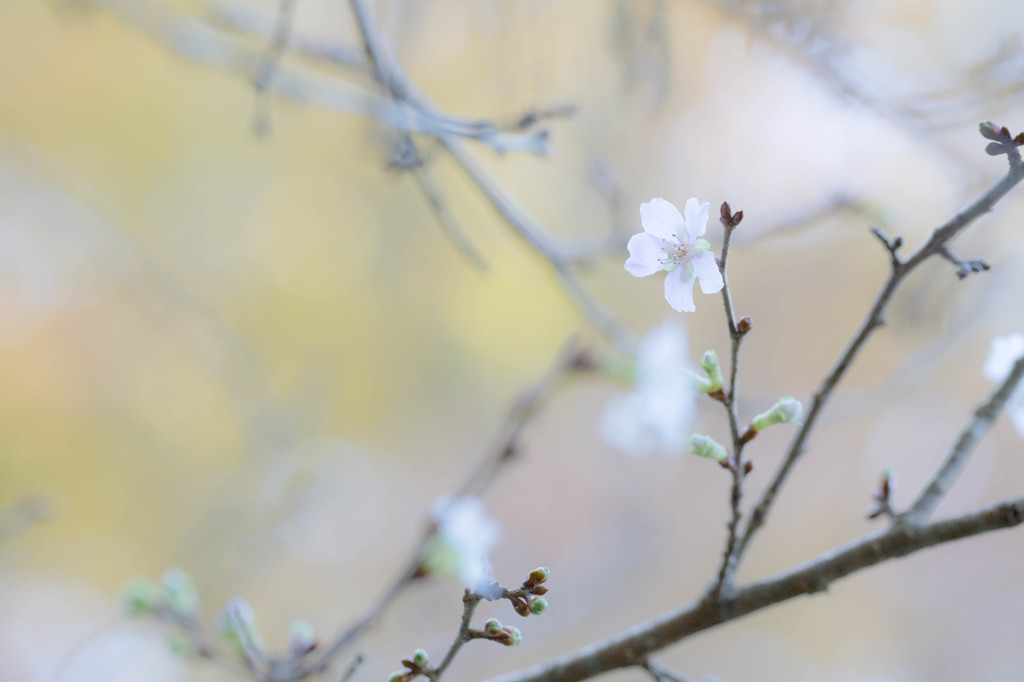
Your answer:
[600,321,696,456]
[983,333,1024,437]
[625,197,723,312]
[423,497,500,595]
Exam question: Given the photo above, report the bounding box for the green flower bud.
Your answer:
[751,396,803,431]
[161,568,199,617]
[690,434,728,462]
[215,597,263,656]
[166,631,198,657]
[527,567,550,585]
[505,627,523,646]
[528,596,548,615]
[387,672,406,682]
[700,350,724,392]
[412,649,429,668]
[484,618,503,635]
[121,577,162,616]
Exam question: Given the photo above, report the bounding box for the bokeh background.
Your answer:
[2,1,1024,680]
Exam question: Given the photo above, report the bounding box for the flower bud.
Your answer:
[979,120,1007,141]
[526,567,550,586]
[288,620,317,657]
[412,649,429,668]
[690,434,728,462]
[215,597,263,656]
[161,568,199,617]
[387,671,407,682]
[484,618,503,635]
[166,631,198,657]
[700,350,724,392]
[528,596,548,615]
[122,577,162,616]
[751,397,803,431]
[504,627,523,646]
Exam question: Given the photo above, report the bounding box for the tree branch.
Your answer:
[903,350,1024,523]
[736,149,1024,561]
[486,496,1024,682]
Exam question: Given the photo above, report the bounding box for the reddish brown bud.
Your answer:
[720,201,732,224]
[743,460,754,475]
[737,316,753,335]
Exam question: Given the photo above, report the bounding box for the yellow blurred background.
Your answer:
[1,1,1024,681]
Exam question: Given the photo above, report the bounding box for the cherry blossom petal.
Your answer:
[640,198,685,241]
[691,250,724,294]
[625,233,668,276]
[683,198,710,239]
[663,265,696,312]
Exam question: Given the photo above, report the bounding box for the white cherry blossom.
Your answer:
[423,497,501,595]
[600,321,697,456]
[625,197,724,312]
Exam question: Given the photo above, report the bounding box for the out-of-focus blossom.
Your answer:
[423,497,501,595]
[983,333,1024,436]
[600,321,696,456]
[625,198,724,312]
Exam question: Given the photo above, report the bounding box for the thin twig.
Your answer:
[94,0,548,154]
[428,591,483,680]
[336,654,364,682]
[409,155,489,271]
[485,495,1024,682]
[903,351,1024,523]
[347,0,637,354]
[457,336,594,498]
[641,658,696,682]
[253,0,299,137]
[737,150,1024,562]
[286,339,590,680]
[710,208,747,597]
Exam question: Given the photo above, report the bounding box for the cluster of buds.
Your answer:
[472,618,523,647]
[387,648,431,682]
[979,121,1024,158]
[122,568,200,622]
[719,201,744,229]
[504,567,549,618]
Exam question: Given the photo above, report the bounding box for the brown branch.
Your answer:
[485,495,1024,682]
[736,148,1024,562]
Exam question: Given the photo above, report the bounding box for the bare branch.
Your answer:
[710,203,749,597]
[252,0,299,136]
[93,0,548,154]
[428,591,483,681]
[903,351,1024,523]
[486,496,1024,682]
[737,150,1024,562]
[346,0,637,353]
